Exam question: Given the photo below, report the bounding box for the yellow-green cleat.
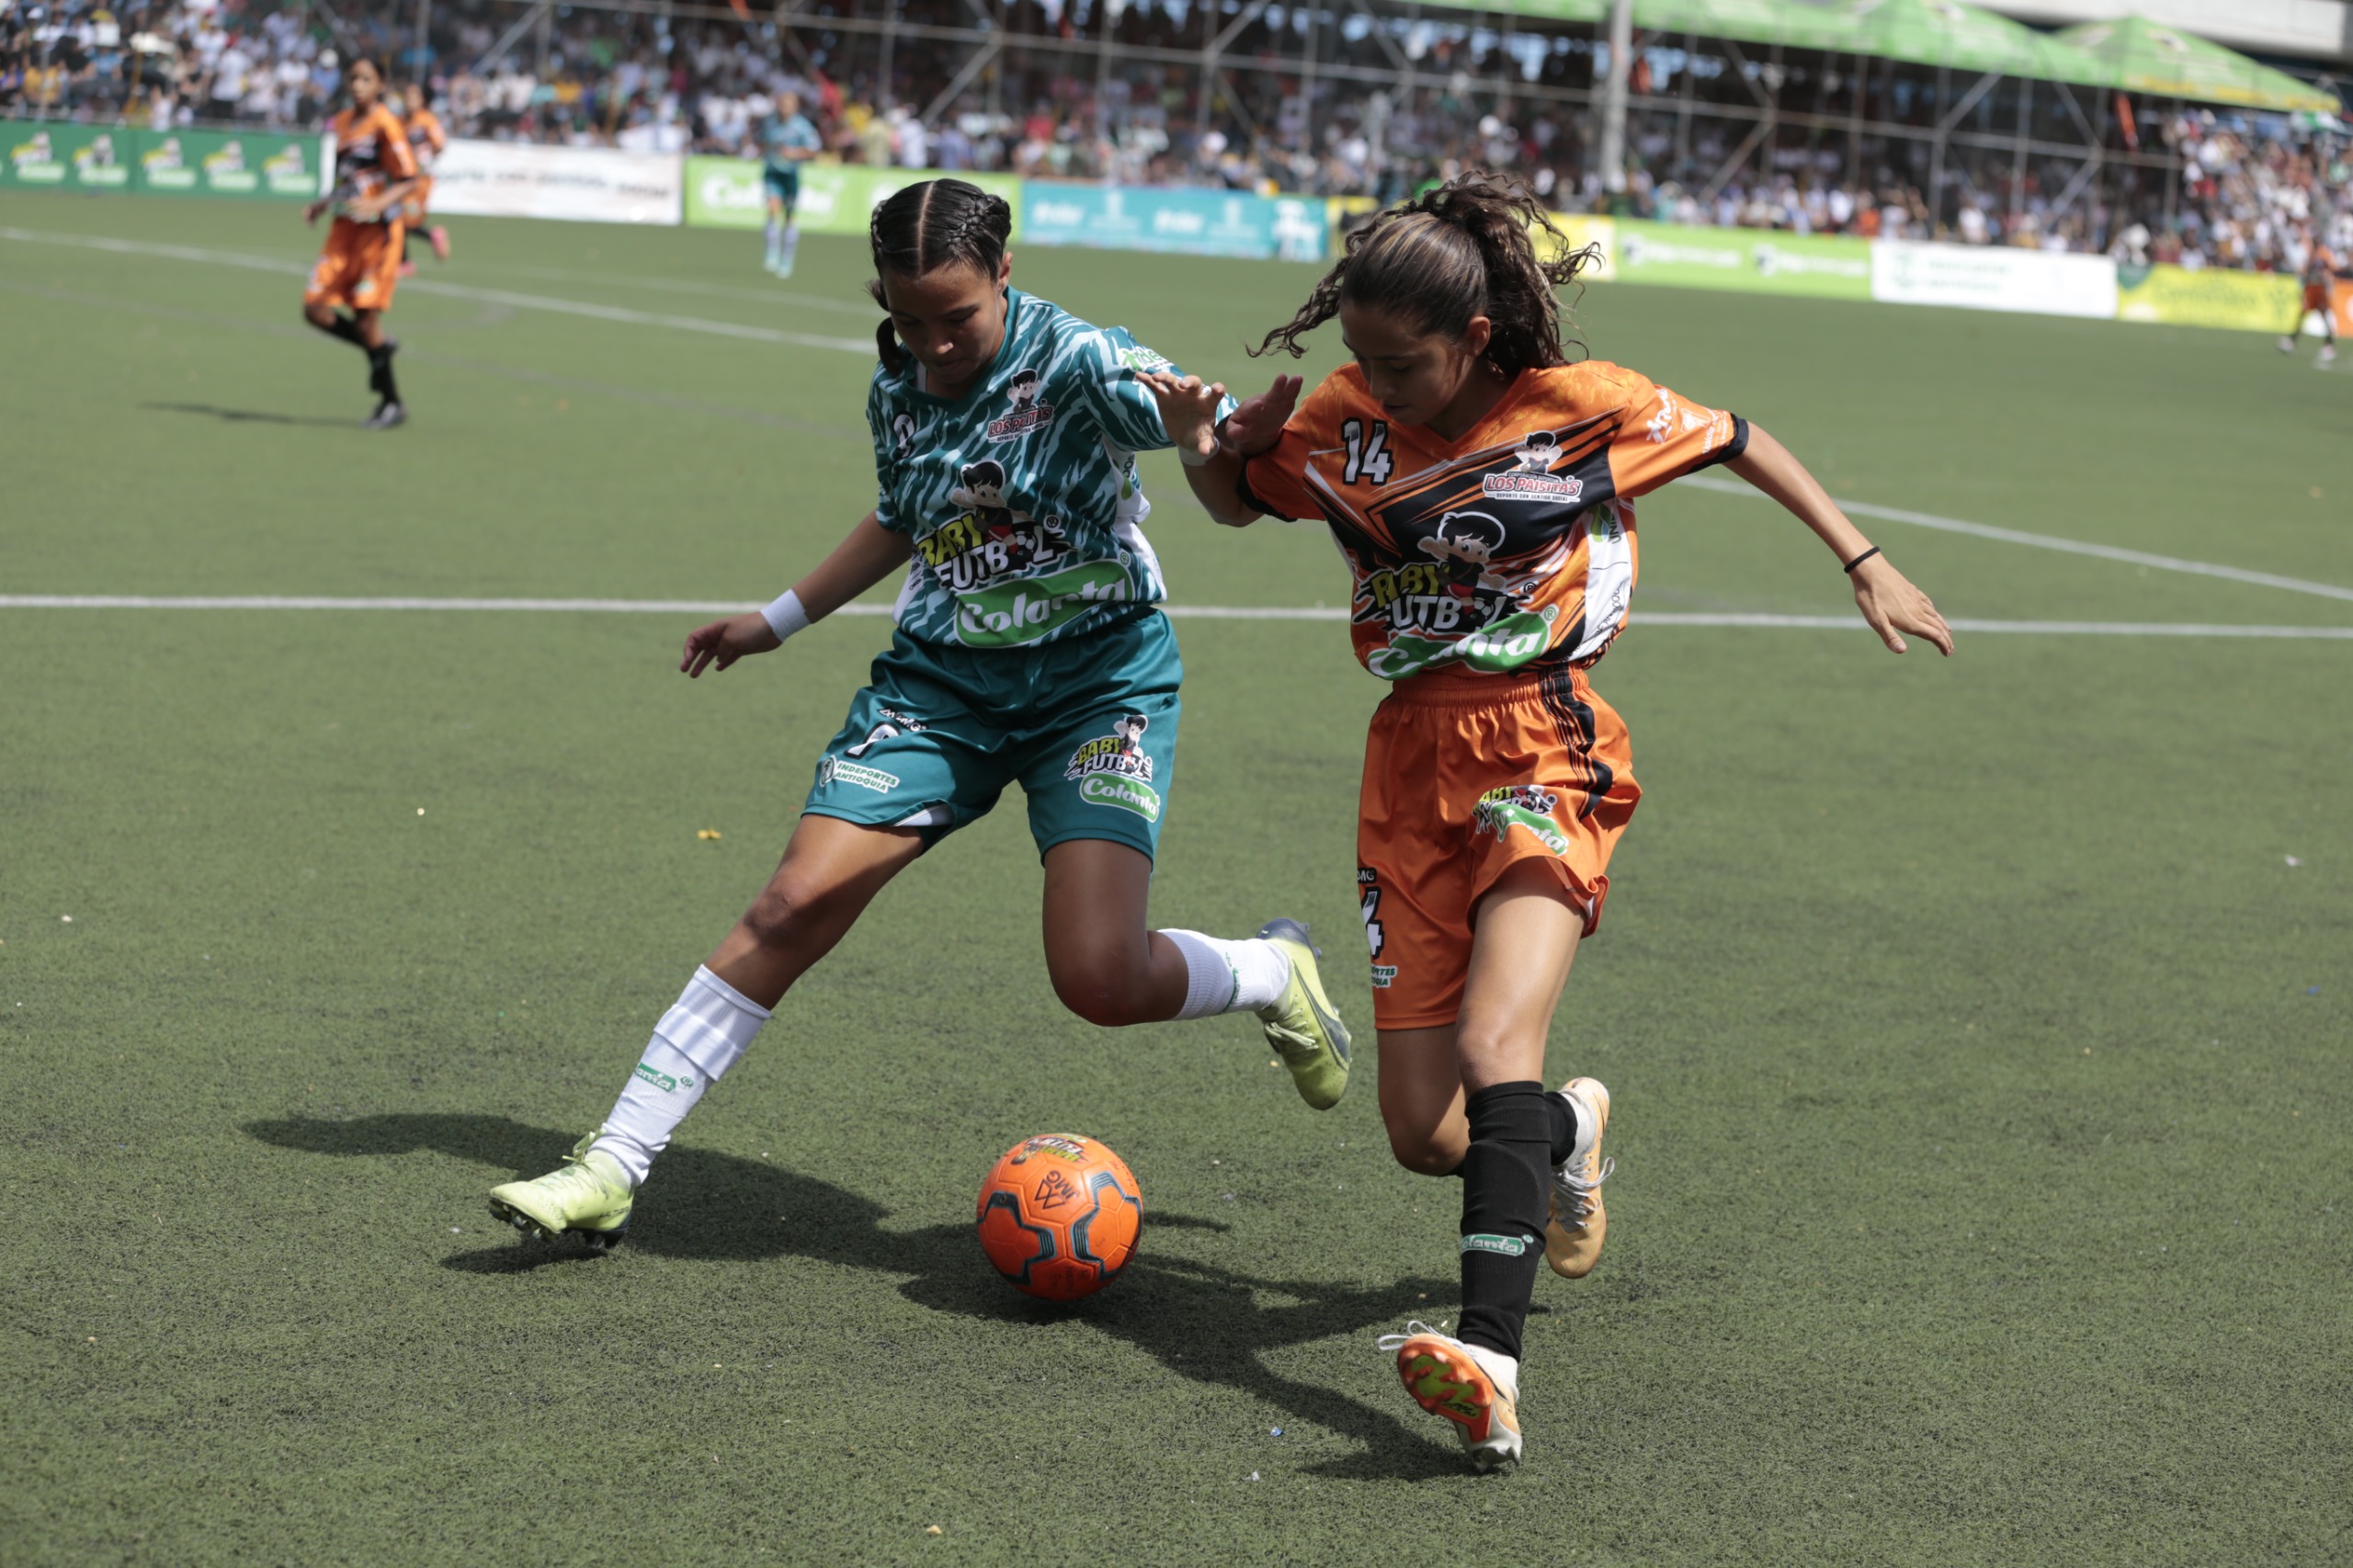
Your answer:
[487,1131,633,1252]
[1254,918,1352,1110]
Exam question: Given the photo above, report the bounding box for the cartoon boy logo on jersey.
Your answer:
[1482,428,1586,503]
[918,459,1070,592]
[985,368,1055,442]
[1415,512,1520,626]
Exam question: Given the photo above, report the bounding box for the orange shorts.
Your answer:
[305,216,404,312]
[1357,664,1640,1030]
[2304,282,2330,315]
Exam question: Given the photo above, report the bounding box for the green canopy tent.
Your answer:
[1837,0,2109,85]
[1445,0,2112,83]
[2056,16,2341,114]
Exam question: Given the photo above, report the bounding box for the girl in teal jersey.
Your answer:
[487,180,1354,1249]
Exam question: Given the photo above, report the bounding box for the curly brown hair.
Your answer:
[1252,172,1599,376]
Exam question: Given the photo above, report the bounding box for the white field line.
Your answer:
[0,226,873,354]
[1677,472,2353,604]
[4,597,2351,638]
[8,222,2353,604]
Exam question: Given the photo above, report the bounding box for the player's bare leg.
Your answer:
[706,814,929,1007]
[1040,839,1350,1106]
[489,815,923,1245]
[1374,861,1604,1468]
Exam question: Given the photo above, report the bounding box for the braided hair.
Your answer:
[1253,172,1597,377]
[868,178,1015,372]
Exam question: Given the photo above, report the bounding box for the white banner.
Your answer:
[426,140,682,225]
[1870,240,2118,319]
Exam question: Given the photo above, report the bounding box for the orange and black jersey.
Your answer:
[1240,361,1747,682]
[403,106,447,170]
[327,103,417,220]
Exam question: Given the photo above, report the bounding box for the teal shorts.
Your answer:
[803,609,1182,861]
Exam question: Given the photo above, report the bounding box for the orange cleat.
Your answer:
[1377,1323,1523,1470]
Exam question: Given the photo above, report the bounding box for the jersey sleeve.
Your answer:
[377,108,419,180]
[1603,368,1747,500]
[1236,376,1341,522]
[1067,324,1238,455]
[865,376,908,535]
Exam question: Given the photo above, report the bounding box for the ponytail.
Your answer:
[867,177,1015,373]
[1253,172,1597,376]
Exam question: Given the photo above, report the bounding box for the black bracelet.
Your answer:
[1842,546,1882,575]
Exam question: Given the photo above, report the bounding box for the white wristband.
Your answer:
[1177,441,1216,469]
[760,589,812,642]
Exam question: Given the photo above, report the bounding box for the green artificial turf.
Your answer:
[3,189,2349,1565]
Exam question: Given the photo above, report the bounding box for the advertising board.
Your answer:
[1612,219,1871,299]
[430,139,682,224]
[682,159,1021,238]
[2,120,327,199]
[136,128,329,200]
[1020,183,1326,262]
[1537,211,1616,280]
[3,122,134,190]
[2114,263,2302,333]
[1870,239,2119,318]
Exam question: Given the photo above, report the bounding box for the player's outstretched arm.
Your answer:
[1138,371,1300,528]
[1726,425,1955,657]
[681,510,911,678]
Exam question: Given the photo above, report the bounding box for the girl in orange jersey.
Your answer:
[1145,174,1952,1470]
[395,81,451,275]
[301,57,417,429]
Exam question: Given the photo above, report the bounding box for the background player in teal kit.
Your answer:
[760,91,822,277]
[487,179,1354,1248]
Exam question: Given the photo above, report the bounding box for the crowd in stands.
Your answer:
[6,0,2347,268]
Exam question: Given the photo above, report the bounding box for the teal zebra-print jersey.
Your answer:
[867,288,1237,650]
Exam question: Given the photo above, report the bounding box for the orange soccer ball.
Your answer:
[975,1133,1144,1301]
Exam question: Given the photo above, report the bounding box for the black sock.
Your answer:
[1439,1094,1574,1182]
[1455,1080,1554,1361]
[369,343,400,403]
[1545,1089,1576,1165]
[321,312,366,348]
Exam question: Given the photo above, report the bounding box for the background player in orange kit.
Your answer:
[1144,173,1953,1471]
[395,81,451,276]
[2279,228,2339,368]
[302,57,417,430]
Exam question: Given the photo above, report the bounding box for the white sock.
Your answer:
[763,216,781,264]
[591,966,770,1186]
[1157,929,1292,1020]
[780,222,801,267]
[1461,1341,1521,1402]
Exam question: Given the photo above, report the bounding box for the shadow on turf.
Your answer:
[141,401,357,426]
[245,1111,1471,1480]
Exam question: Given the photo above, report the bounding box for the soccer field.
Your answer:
[5,187,2349,1565]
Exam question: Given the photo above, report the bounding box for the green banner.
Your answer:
[4,122,137,192]
[1612,219,1872,299]
[684,156,1021,239]
[1,119,326,199]
[2115,263,2301,334]
[136,128,328,200]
